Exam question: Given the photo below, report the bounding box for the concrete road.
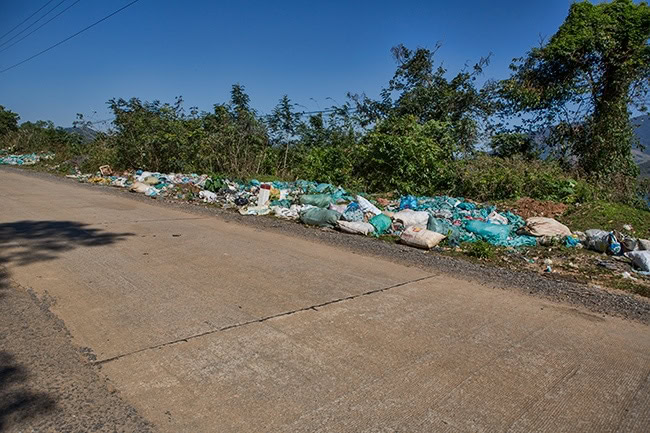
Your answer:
[1,168,649,432]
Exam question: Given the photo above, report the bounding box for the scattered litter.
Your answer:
[0,152,53,165]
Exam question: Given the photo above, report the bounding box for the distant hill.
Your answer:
[64,125,99,143]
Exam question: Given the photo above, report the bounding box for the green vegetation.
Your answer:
[1,1,649,212]
[560,201,650,236]
[500,0,650,179]
[463,241,496,260]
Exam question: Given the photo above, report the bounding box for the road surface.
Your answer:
[1,168,649,432]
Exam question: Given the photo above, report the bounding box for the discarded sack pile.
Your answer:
[25,158,650,275]
[0,152,53,166]
[66,169,546,249]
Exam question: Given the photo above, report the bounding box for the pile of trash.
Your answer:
[578,229,650,275]
[65,167,551,250]
[22,158,650,276]
[0,152,54,165]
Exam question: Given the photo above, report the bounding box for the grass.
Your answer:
[559,201,650,238]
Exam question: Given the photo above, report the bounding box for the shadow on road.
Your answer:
[0,352,56,431]
[0,220,134,290]
[0,220,133,429]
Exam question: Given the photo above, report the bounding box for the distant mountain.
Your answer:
[64,125,99,143]
[632,114,650,151]
[632,114,650,178]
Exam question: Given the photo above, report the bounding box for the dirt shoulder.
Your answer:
[0,274,154,432]
[4,165,650,324]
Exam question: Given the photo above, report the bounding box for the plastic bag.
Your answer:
[272,205,300,220]
[465,220,511,244]
[356,195,382,216]
[369,213,392,235]
[487,211,508,225]
[299,194,332,208]
[393,209,429,228]
[199,190,218,203]
[329,203,348,214]
[639,239,650,251]
[399,195,418,210]
[625,251,650,272]
[584,229,609,253]
[400,227,445,249]
[337,221,375,236]
[300,208,340,227]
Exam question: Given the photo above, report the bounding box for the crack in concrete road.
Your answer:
[93,274,438,366]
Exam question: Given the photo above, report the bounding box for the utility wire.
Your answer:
[0,0,141,74]
[0,0,56,42]
[0,0,82,54]
[0,0,67,49]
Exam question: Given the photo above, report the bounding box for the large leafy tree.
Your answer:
[350,44,494,154]
[502,0,650,177]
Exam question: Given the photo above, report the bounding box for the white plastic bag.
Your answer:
[356,195,382,216]
[272,205,300,220]
[487,211,508,225]
[400,226,446,249]
[199,190,218,203]
[625,251,650,272]
[393,209,430,228]
[337,220,375,236]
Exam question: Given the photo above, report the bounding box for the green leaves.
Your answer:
[501,0,650,178]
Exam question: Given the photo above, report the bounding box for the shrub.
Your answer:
[355,115,456,194]
[450,154,587,202]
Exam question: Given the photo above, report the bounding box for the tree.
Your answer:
[490,132,539,159]
[0,105,19,137]
[349,44,494,153]
[502,0,650,177]
[268,95,300,171]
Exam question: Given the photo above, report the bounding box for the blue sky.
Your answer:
[0,0,577,126]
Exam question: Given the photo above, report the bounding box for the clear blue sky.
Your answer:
[0,0,577,126]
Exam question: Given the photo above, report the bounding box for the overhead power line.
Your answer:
[0,0,56,42]
[0,0,83,54]
[0,0,67,49]
[0,0,141,74]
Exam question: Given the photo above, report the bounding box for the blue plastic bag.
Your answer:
[465,220,511,244]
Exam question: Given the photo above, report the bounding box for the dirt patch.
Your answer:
[506,197,568,219]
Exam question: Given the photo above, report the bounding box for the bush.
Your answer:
[450,154,589,202]
[355,115,456,194]
[1,121,82,158]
